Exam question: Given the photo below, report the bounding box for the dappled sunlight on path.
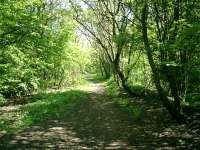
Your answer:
[77,82,105,94]
[0,81,200,149]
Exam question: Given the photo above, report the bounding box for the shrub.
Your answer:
[0,94,5,105]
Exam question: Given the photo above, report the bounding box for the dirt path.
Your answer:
[0,82,200,149]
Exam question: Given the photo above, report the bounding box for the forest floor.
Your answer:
[0,78,200,149]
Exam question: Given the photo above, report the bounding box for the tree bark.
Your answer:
[141,3,186,124]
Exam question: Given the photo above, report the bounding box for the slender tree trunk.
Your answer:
[141,3,186,124]
[113,47,142,96]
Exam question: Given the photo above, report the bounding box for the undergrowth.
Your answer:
[0,90,89,133]
[105,77,143,120]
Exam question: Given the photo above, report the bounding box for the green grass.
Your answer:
[0,94,5,105]
[113,98,143,121]
[105,77,143,120]
[0,90,89,133]
[85,73,108,83]
[105,77,120,96]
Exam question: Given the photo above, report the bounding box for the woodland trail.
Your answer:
[0,80,200,149]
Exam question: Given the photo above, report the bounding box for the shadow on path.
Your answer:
[0,81,200,149]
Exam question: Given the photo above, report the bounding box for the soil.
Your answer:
[0,81,200,149]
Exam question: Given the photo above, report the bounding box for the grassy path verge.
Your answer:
[0,80,199,149]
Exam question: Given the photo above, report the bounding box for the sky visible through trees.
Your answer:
[0,0,200,149]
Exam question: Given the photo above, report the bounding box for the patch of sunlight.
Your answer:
[76,83,105,94]
[105,140,127,149]
[0,90,88,133]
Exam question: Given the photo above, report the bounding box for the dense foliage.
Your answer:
[0,1,200,149]
[0,0,199,124]
[0,0,89,99]
[70,0,200,123]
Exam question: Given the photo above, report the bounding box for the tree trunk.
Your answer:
[141,3,186,124]
[113,58,142,97]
